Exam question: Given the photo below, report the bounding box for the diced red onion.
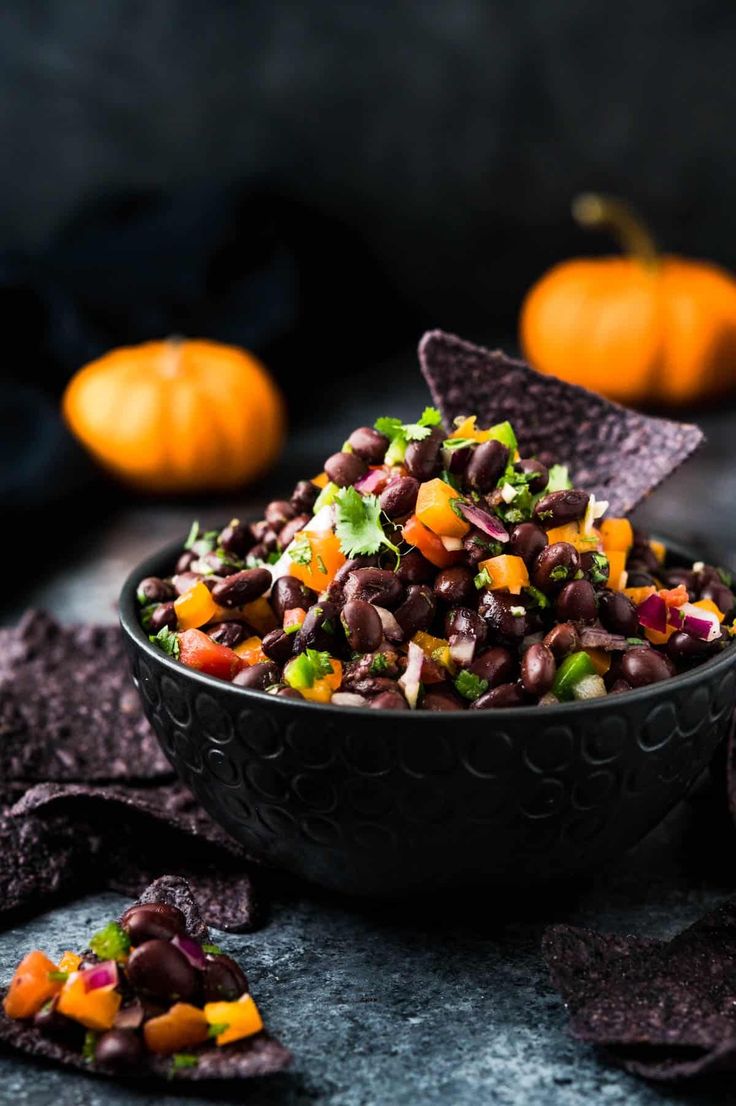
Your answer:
[457,503,509,542]
[449,632,476,666]
[637,593,668,633]
[83,961,118,992]
[375,606,404,643]
[668,602,722,642]
[399,641,424,709]
[354,469,390,495]
[440,535,464,552]
[332,692,369,708]
[171,935,207,970]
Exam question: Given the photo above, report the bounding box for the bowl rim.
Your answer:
[119,534,736,721]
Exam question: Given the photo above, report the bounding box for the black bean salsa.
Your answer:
[140,410,735,709]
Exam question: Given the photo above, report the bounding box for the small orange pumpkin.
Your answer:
[63,338,285,492]
[520,194,736,405]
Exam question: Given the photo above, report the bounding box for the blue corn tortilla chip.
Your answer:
[543,896,736,1080]
[419,329,705,516]
[0,876,291,1082]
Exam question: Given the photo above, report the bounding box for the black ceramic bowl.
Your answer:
[120,537,736,897]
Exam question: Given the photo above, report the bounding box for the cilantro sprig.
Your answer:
[150,626,180,658]
[334,487,400,562]
[454,670,489,701]
[374,407,442,464]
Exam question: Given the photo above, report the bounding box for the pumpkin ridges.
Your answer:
[659,259,736,403]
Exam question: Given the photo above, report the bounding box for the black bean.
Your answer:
[278,513,311,549]
[211,568,271,608]
[396,548,436,584]
[619,646,672,687]
[666,630,718,667]
[347,426,389,463]
[341,599,384,653]
[207,621,247,649]
[626,568,659,589]
[343,651,400,684]
[379,477,420,518]
[261,628,296,664]
[248,541,269,562]
[149,602,177,633]
[120,902,186,944]
[323,556,379,603]
[261,527,280,553]
[202,953,249,1003]
[446,445,472,473]
[542,621,580,659]
[531,542,580,592]
[462,529,499,565]
[370,690,408,709]
[344,675,402,697]
[598,590,639,636]
[95,1029,144,1071]
[270,576,317,622]
[432,566,474,606]
[629,543,660,573]
[324,450,368,487]
[555,579,598,623]
[126,939,197,1002]
[445,607,488,645]
[33,997,84,1046]
[700,582,735,616]
[662,566,696,592]
[198,551,240,576]
[471,682,527,709]
[291,479,320,514]
[465,439,509,492]
[479,592,529,643]
[265,500,296,528]
[175,550,197,574]
[276,686,304,699]
[518,458,549,493]
[508,522,548,566]
[295,601,344,654]
[137,576,175,604]
[394,585,436,638]
[233,661,280,689]
[469,645,516,687]
[609,678,633,694]
[423,687,463,711]
[404,426,444,481]
[533,489,589,528]
[173,571,203,595]
[521,643,556,696]
[343,567,404,609]
[218,519,254,558]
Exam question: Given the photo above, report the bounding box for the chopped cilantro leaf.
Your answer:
[139,603,157,631]
[626,637,647,646]
[150,626,180,658]
[549,565,570,582]
[440,468,461,491]
[172,1053,199,1070]
[82,1031,97,1063]
[370,653,390,674]
[316,554,328,575]
[475,568,493,589]
[202,943,223,955]
[47,970,69,982]
[306,648,333,679]
[524,585,549,609]
[718,566,734,587]
[374,407,442,464]
[289,533,313,566]
[442,436,477,452]
[587,552,610,586]
[334,487,399,560]
[267,550,281,564]
[454,670,489,701]
[207,1022,229,1038]
[546,464,573,492]
[285,648,334,689]
[89,920,131,962]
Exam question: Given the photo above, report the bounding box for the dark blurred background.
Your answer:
[3,2,736,615]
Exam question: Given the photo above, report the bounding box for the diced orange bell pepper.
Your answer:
[241,596,278,636]
[546,522,601,552]
[57,951,82,974]
[693,597,725,623]
[300,659,342,703]
[623,585,656,606]
[606,550,628,591]
[649,539,666,565]
[233,635,268,666]
[174,580,218,630]
[477,554,530,595]
[449,415,487,442]
[412,631,454,672]
[57,973,121,1031]
[415,479,469,539]
[311,471,329,488]
[402,515,462,568]
[288,532,347,591]
[143,1002,210,1054]
[283,607,307,633]
[3,951,61,1019]
[179,629,242,680]
[204,995,263,1046]
[599,518,634,553]
[585,649,611,677]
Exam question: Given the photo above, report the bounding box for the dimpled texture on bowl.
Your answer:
[120,539,736,897]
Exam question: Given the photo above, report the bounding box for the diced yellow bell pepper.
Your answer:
[649,539,666,565]
[623,585,656,606]
[546,522,601,552]
[234,636,267,666]
[585,649,611,676]
[57,974,121,1031]
[299,658,343,703]
[174,580,218,630]
[606,550,628,591]
[599,518,634,553]
[311,471,329,488]
[204,995,263,1046]
[415,479,469,538]
[413,631,454,671]
[57,951,82,974]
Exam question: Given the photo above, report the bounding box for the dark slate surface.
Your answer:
[3,359,736,1104]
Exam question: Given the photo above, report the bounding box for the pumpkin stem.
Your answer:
[572,194,659,268]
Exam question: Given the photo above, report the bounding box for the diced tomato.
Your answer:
[178,629,242,680]
[402,515,461,568]
[283,607,307,633]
